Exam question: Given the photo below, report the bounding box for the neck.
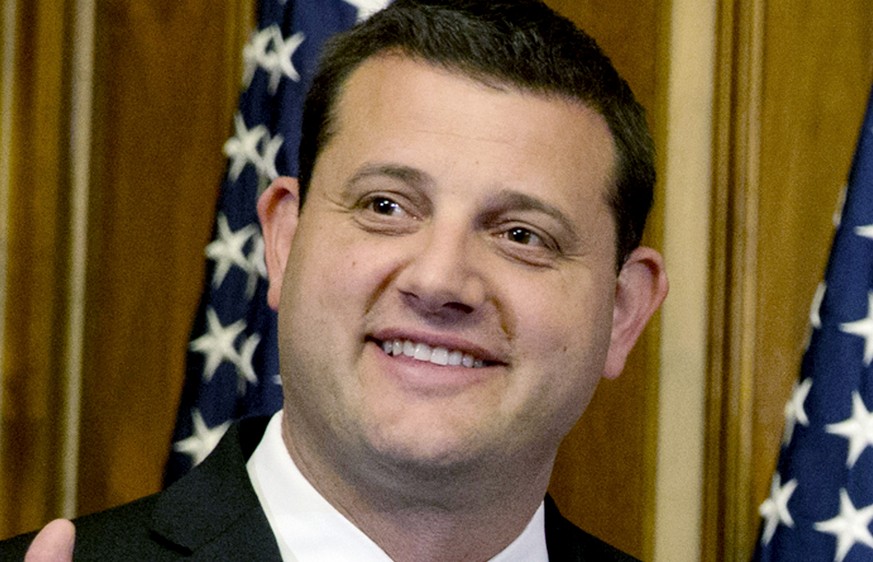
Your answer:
[281,420,554,562]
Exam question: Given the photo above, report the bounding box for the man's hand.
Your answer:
[24,519,75,562]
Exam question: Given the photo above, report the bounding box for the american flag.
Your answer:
[164,0,392,485]
[754,87,873,561]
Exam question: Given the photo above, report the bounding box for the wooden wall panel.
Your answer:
[76,0,252,515]
[543,1,664,559]
[0,1,73,538]
[706,0,873,558]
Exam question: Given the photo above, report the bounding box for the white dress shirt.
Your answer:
[246,411,548,561]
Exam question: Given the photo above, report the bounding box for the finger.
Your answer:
[24,519,76,562]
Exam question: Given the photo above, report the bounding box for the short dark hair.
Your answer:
[298,0,654,266]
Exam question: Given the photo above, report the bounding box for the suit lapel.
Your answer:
[149,417,282,560]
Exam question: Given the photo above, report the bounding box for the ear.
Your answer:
[257,176,301,310]
[603,246,669,379]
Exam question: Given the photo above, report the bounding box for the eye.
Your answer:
[352,193,420,236]
[367,196,406,217]
[504,226,544,247]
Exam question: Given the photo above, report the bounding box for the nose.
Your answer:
[395,225,487,318]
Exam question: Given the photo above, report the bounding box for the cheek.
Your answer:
[512,281,614,402]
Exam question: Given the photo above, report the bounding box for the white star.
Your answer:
[263,28,305,94]
[855,223,873,241]
[342,0,392,22]
[234,333,262,391]
[814,489,873,562]
[826,392,873,468]
[759,474,798,545]
[173,409,230,466]
[223,113,267,181]
[242,27,274,88]
[242,232,266,300]
[257,131,284,181]
[189,308,246,381]
[811,282,826,330]
[205,214,256,289]
[840,291,873,366]
[834,184,847,227]
[783,378,812,445]
[805,282,827,349]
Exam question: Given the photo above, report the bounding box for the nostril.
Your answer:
[444,302,474,314]
[400,290,475,316]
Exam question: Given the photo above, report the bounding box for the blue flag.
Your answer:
[165,0,391,485]
[754,87,873,561]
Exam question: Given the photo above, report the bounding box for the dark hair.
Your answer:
[298,0,654,266]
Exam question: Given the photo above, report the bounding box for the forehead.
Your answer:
[320,55,616,215]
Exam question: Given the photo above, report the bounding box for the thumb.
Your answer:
[24,519,75,562]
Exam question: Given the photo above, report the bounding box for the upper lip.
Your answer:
[368,329,509,366]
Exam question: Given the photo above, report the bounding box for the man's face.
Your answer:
[262,56,661,478]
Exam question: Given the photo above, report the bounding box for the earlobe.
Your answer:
[603,246,669,379]
[257,176,301,310]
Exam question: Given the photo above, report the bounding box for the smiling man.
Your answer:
[5,1,667,560]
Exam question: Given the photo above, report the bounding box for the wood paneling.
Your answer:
[706,1,873,559]
[76,0,252,515]
[0,0,73,538]
[544,1,664,559]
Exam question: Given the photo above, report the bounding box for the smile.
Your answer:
[380,339,487,368]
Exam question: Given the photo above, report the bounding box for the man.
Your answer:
[5,0,667,559]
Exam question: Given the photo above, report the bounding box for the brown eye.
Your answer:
[505,227,543,246]
[369,197,403,216]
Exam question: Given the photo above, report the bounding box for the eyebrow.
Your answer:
[483,189,579,239]
[346,163,435,190]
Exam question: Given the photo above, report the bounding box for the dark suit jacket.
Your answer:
[0,417,638,561]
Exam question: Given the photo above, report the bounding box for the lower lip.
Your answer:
[366,341,498,395]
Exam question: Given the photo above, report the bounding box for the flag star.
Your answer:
[759,474,798,545]
[342,0,392,22]
[189,308,246,381]
[257,132,284,181]
[814,489,873,562]
[172,409,230,466]
[855,223,873,241]
[840,291,873,366]
[233,333,262,392]
[242,26,274,88]
[243,232,266,300]
[811,282,826,329]
[834,184,847,227]
[263,29,305,94]
[783,378,812,445]
[826,391,873,468]
[224,113,268,182]
[205,214,256,289]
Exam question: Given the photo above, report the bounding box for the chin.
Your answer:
[364,426,494,473]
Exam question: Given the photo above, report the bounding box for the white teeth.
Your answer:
[382,339,487,368]
[414,343,432,360]
[431,347,449,366]
[448,350,463,366]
